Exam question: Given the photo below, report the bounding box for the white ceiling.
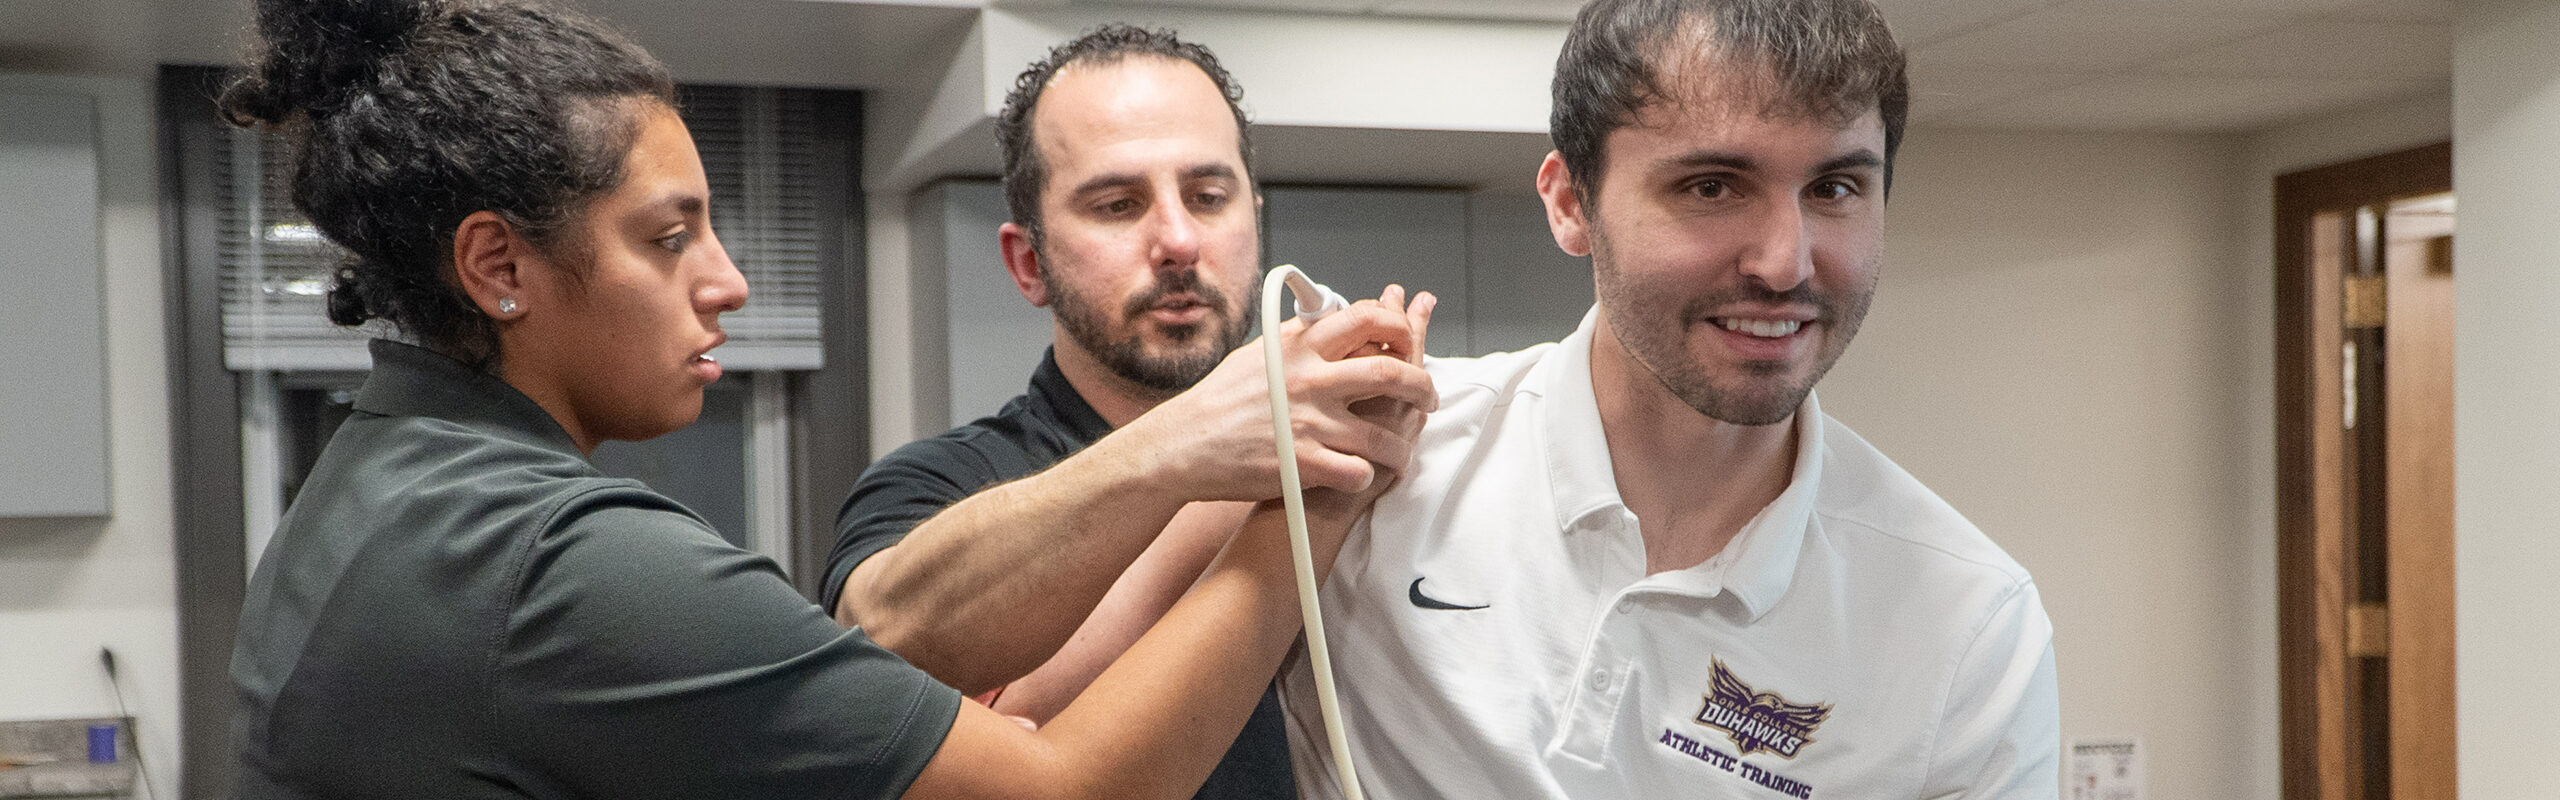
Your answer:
[0,0,987,92]
[1004,0,2453,132]
[0,0,2449,139]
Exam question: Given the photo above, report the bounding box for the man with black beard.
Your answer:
[824,25,1435,800]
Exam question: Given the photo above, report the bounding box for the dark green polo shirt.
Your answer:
[233,340,958,799]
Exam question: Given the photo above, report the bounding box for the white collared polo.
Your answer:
[1281,311,2059,800]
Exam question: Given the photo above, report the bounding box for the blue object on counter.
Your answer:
[86,724,116,764]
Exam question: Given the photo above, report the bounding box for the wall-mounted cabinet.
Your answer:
[0,90,109,517]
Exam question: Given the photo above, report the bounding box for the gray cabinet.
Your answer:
[1463,189,1594,355]
[1262,185,1472,356]
[0,91,108,517]
[912,180,1052,431]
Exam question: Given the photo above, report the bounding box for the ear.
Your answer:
[451,210,528,319]
[998,221,1050,308]
[1536,151,1593,258]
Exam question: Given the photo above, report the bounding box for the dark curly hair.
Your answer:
[994,24,1252,250]
[1552,0,1908,202]
[219,0,676,365]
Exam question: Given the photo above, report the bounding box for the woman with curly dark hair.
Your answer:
[224,2,1357,797]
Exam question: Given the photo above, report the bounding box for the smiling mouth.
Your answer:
[1713,317,1804,338]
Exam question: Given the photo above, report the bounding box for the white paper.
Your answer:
[2067,736,2143,800]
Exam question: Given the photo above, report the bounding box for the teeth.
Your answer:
[697,354,717,364]
[1716,318,1802,338]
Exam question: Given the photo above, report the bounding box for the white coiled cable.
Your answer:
[1258,264,1366,800]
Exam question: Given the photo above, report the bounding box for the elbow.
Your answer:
[850,601,1021,696]
[829,586,867,628]
[833,581,939,666]
[836,591,945,677]
[834,555,940,667]
[838,554,1044,694]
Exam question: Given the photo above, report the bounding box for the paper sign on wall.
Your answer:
[2067,736,2143,800]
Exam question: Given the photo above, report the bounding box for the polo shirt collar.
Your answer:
[1540,309,1625,534]
[354,339,583,456]
[1713,391,1824,621]
[1537,308,1825,622]
[1026,347,1115,445]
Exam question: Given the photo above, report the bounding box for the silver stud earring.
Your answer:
[497,297,518,314]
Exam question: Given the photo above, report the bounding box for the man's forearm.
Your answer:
[991,501,1249,722]
[899,502,1316,800]
[837,431,1192,694]
[843,297,1433,696]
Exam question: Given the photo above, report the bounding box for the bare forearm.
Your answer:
[1034,506,1307,797]
[914,504,1347,800]
[838,434,1189,693]
[991,501,1248,722]
[850,297,1432,696]
[986,482,1373,721]
[990,486,1367,726]
[900,503,1311,800]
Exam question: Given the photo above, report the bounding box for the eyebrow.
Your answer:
[1067,163,1242,197]
[1659,149,1884,176]
[1183,163,1241,183]
[1816,151,1885,174]
[631,189,705,216]
[1663,150,1759,174]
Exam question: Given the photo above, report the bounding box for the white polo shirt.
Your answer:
[1281,311,2058,800]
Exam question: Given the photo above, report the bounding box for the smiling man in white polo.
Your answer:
[1280,0,2059,797]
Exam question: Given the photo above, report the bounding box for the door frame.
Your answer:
[2273,140,2452,800]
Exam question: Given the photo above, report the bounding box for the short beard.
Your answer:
[1045,259,1258,395]
[1592,236,1871,427]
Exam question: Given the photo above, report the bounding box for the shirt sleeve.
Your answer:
[822,437,999,614]
[498,483,962,800]
[1923,578,2061,800]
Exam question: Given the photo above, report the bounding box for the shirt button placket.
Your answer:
[1554,593,1630,765]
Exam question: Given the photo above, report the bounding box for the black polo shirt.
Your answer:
[829,348,1295,800]
[234,340,958,799]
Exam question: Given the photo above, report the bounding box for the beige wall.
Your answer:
[0,70,180,798]
[1812,98,2448,798]
[1820,127,2265,799]
[2453,0,2560,795]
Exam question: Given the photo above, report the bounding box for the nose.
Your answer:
[1145,189,1203,275]
[1740,201,1816,292]
[698,232,749,314]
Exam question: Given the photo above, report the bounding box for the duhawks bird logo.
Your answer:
[1694,659,1831,759]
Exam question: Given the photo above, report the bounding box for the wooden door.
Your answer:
[2274,142,2455,800]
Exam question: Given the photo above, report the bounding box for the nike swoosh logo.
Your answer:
[1409,577,1489,611]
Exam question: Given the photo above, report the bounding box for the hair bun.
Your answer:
[322,261,374,327]
[221,0,450,125]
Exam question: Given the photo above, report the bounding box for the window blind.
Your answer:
[214,84,830,372]
[682,85,826,370]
